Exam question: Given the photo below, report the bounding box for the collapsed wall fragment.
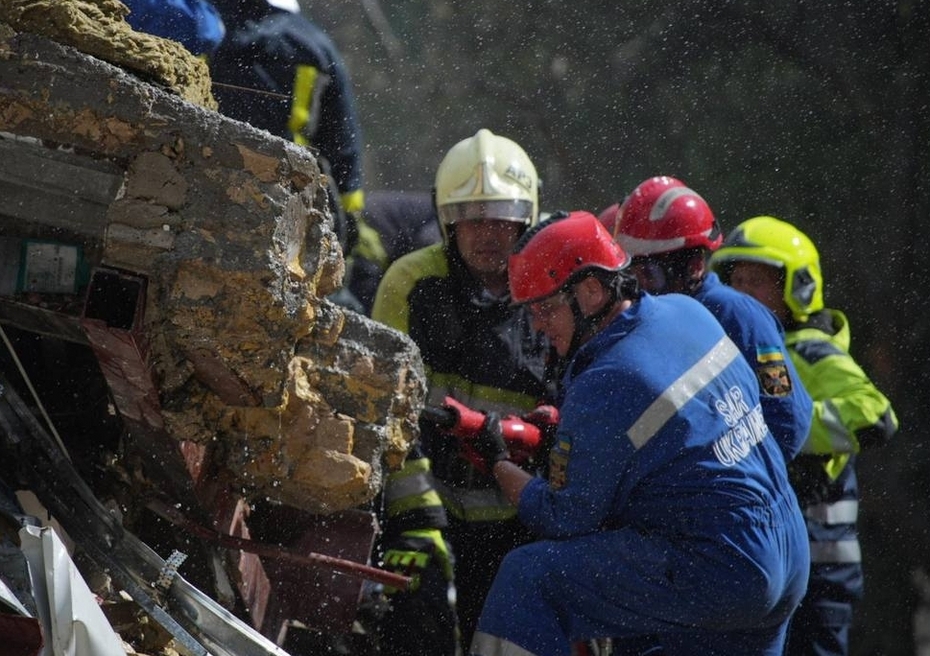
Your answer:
[0,0,424,526]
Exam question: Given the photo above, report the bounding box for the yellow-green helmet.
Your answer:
[709,215,824,321]
[434,129,539,244]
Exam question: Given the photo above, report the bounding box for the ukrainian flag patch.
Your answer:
[756,346,784,363]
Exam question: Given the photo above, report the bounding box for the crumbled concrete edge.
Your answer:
[0,0,216,109]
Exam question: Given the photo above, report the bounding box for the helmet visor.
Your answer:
[439,200,534,226]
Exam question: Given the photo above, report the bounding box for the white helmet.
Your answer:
[434,129,539,243]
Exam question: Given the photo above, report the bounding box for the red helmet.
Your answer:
[509,211,629,304]
[613,176,722,256]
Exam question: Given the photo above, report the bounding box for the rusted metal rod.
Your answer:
[147,498,411,591]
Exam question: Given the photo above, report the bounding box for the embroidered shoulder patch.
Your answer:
[755,346,792,396]
[548,439,571,490]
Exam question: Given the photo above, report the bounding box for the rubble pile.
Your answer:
[0,2,425,514]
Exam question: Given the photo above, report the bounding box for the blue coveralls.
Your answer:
[695,272,813,462]
[471,293,810,656]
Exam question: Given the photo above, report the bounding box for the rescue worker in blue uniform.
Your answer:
[710,215,899,656]
[608,175,813,464]
[467,211,809,656]
[372,129,558,653]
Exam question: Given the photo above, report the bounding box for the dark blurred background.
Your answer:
[299,2,929,653]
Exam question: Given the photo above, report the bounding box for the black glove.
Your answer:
[472,412,510,471]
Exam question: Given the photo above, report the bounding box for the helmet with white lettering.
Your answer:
[613,176,722,256]
[710,215,823,321]
[434,129,539,244]
[509,211,629,305]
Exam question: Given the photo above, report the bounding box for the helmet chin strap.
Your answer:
[564,283,618,360]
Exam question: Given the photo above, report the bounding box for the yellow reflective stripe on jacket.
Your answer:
[341,189,366,214]
[387,487,443,518]
[434,480,517,522]
[385,464,436,505]
[385,457,443,519]
[371,244,448,333]
[627,336,740,449]
[823,453,852,481]
[809,539,862,564]
[288,64,318,146]
[285,66,364,206]
[426,370,539,415]
[352,212,389,268]
[401,528,454,581]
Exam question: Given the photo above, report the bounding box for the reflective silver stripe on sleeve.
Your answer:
[470,631,539,656]
[821,400,857,453]
[809,539,862,564]
[627,336,741,449]
[804,499,859,525]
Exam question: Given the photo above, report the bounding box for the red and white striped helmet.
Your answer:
[613,176,721,256]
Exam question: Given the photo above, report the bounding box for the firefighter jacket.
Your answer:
[784,308,898,569]
[695,272,813,462]
[372,242,557,524]
[347,190,440,315]
[209,10,365,212]
[473,293,809,656]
